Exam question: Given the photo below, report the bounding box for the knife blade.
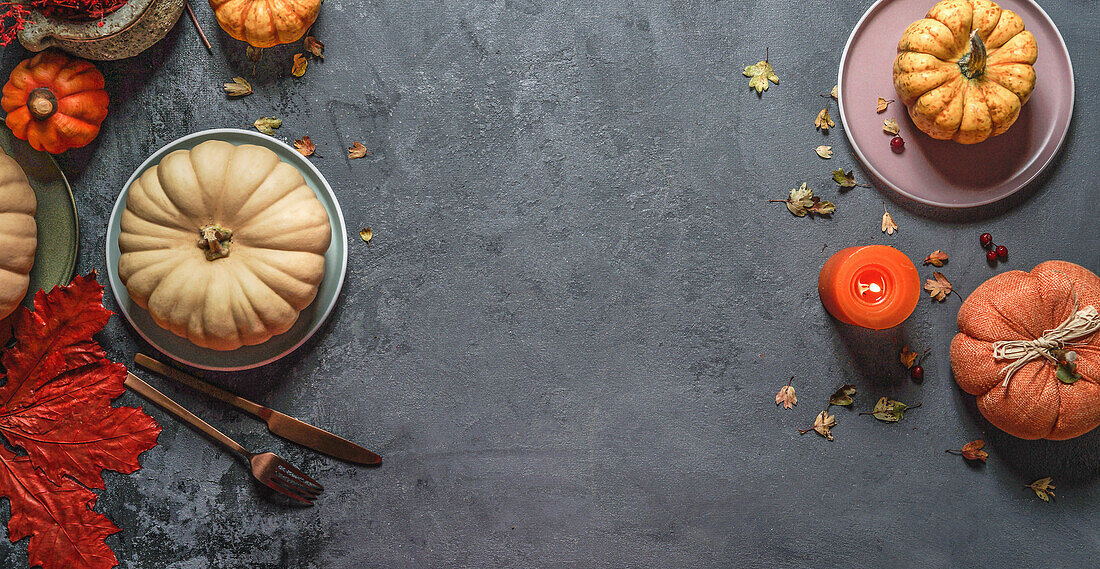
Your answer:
[135,353,381,465]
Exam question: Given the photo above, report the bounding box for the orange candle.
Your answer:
[818,245,920,330]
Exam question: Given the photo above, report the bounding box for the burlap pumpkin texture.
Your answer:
[951,261,1100,440]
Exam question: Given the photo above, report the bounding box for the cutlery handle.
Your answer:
[135,353,269,420]
[125,373,250,458]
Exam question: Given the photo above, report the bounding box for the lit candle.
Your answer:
[818,245,920,330]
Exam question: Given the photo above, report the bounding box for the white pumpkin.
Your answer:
[118,141,331,350]
[0,151,36,320]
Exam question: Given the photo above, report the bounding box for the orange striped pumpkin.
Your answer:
[208,0,321,48]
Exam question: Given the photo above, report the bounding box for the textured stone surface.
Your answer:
[2,1,1099,567]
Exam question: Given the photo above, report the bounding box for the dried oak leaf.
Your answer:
[829,384,856,407]
[800,410,837,441]
[815,145,833,159]
[292,53,308,77]
[743,58,779,94]
[862,396,918,422]
[360,227,373,243]
[223,76,252,97]
[304,36,325,59]
[1027,477,1055,502]
[900,345,918,369]
[951,440,989,462]
[348,141,368,159]
[0,273,161,569]
[774,183,834,217]
[815,108,835,131]
[924,271,954,301]
[881,204,897,235]
[923,250,949,267]
[876,97,894,113]
[294,135,315,156]
[883,118,900,135]
[254,116,282,136]
[775,377,796,410]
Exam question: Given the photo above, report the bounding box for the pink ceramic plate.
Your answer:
[837,0,1074,208]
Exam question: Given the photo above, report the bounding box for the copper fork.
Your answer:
[125,372,324,505]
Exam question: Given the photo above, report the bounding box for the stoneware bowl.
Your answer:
[18,0,185,60]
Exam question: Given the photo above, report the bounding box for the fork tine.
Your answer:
[272,473,322,498]
[275,461,324,492]
[263,478,316,505]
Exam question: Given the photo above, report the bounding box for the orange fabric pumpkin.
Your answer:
[208,0,321,48]
[951,261,1100,440]
[1,51,108,155]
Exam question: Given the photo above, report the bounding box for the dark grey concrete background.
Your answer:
[2,1,1099,567]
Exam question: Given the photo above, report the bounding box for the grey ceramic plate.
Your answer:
[0,126,78,307]
[106,129,349,371]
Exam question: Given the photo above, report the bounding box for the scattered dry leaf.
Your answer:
[924,271,954,301]
[348,142,368,159]
[830,85,838,99]
[294,136,315,156]
[861,396,919,422]
[876,97,894,113]
[771,183,835,217]
[923,250,949,267]
[292,53,308,77]
[359,227,373,243]
[881,204,897,235]
[832,169,856,188]
[883,118,900,135]
[224,76,252,97]
[815,145,833,159]
[829,385,856,407]
[743,55,779,94]
[304,36,325,59]
[815,108,835,131]
[946,440,988,462]
[775,377,797,410]
[1026,477,1055,502]
[799,410,837,441]
[253,116,282,136]
[900,345,918,369]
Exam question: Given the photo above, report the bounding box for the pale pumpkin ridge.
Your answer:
[221,161,302,224]
[237,250,321,296]
[223,270,263,347]
[127,177,192,232]
[232,263,295,332]
[231,188,319,236]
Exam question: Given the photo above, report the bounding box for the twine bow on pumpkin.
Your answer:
[993,302,1100,387]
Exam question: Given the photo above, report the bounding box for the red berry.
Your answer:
[980,233,993,247]
[910,365,924,381]
[996,245,1008,259]
[890,136,904,153]
[986,250,998,262]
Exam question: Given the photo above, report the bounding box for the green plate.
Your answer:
[0,126,79,308]
[105,129,348,371]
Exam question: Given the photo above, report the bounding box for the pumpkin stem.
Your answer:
[958,30,987,79]
[197,224,233,261]
[27,88,58,121]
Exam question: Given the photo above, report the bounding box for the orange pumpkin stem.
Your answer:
[26,87,58,121]
[958,31,987,80]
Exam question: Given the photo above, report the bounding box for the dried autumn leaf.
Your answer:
[832,168,857,188]
[775,377,796,410]
[900,345,918,369]
[814,145,833,159]
[876,97,894,113]
[254,116,282,136]
[348,141,368,159]
[829,384,856,407]
[799,410,837,441]
[924,271,954,301]
[1027,477,1055,502]
[959,440,989,462]
[292,53,308,77]
[743,57,779,94]
[294,135,315,156]
[830,85,838,99]
[223,76,252,97]
[923,250,949,267]
[304,36,325,59]
[881,204,897,235]
[815,108,835,131]
[360,227,372,243]
[0,273,161,569]
[861,396,919,422]
[772,183,834,217]
[883,118,900,135]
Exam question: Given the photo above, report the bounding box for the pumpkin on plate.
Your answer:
[951,261,1100,440]
[118,140,331,351]
[1,50,109,154]
[207,0,321,48]
[0,151,37,320]
[892,0,1037,144]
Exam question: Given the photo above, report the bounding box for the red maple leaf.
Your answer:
[0,272,160,569]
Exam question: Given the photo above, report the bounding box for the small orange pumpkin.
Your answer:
[951,261,1100,440]
[208,0,321,48]
[1,50,108,155]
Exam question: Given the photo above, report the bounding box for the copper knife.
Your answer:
[135,353,381,465]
